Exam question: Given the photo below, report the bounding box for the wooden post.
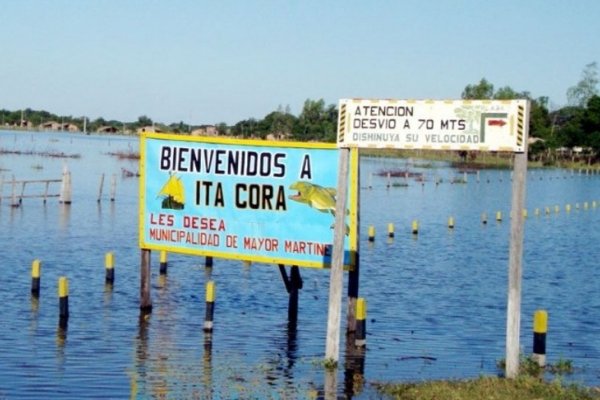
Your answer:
[43,181,50,203]
[11,175,19,207]
[346,148,360,334]
[346,256,359,333]
[278,265,303,326]
[140,249,152,312]
[505,151,528,378]
[110,173,117,202]
[97,173,105,202]
[325,148,349,363]
[288,266,302,325]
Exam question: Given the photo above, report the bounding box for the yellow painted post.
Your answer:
[533,310,548,367]
[565,204,571,213]
[367,225,375,242]
[411,220,419,235]
[31,259,41,296]
[203,281,216,332]
[355,298,367,347]
[534,208,540,216]
[58,276,69,320]
[522,209,528,218]
[584,202,589,210]
[105,252,115,284]
[387,223,394,238]
[448,216,455,229]
[545,206,550,215]
[159,250,168,275]
[496,211,502,222]
[481,212,488,225]
[554,205,560,213]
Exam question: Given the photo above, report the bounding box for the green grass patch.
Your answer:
[373,375,600,400]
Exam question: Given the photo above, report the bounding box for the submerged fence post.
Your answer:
[140,249,152,313]
[159,250,168,275]
[110,173,117,202]
[97,174,105,203]
[355,298,367,347]
[11,175,19,207]
[367,226,375,242]
[532,310,548,367]
[204,280,215,332]
[58,276,69,320]
[105,251,115,284]
[31,259,41,297]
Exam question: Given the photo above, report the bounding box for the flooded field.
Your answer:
[1,130,599,398]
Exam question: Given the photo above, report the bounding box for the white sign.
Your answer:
[337,99,529,152]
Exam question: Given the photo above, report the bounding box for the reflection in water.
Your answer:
[56,318,68,372]
[203,332,213,400]
[324,368,337,400]
[59,203,71,231]
[344,334,366,398]
[132,312,150,399]
[30,295,39,313]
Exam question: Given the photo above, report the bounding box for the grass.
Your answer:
[373,356,597,400]
[372,375,600,400]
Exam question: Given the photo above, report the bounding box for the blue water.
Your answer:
[1,131,599,399]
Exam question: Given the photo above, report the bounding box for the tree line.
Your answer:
[2,63,599,164]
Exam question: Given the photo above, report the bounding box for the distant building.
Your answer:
[98,126,118,133]
[137,126,164,134]
[40,122,80,132]
[40,121,62,130]
[191,125,218,136]
[266,132,290,141]
[62,123,79,132]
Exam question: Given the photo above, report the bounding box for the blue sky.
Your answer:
[1,0,598,125]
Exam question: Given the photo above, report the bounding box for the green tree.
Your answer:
[567,62,598,107]
[293,99,337,142]
[137,115,153,127]
[232,118,258,138]
[462,78,494,99]
[216,122,228,136]
[493,86,521,100]
[581,95,600,156]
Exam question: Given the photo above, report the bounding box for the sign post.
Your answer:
[335,98,529,376]
[325,148,350,363]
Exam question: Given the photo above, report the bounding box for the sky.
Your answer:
[1,0,598,126]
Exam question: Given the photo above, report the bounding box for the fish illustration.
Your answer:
[158,174,185,210]
[288,181,337,215]
[289,181,349,234]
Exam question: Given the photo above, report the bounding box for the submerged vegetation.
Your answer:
[373,375,600,400]
[373,356,595,400]
[0,148,80,159]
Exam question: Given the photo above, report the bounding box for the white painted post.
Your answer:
[325,148,350,363]
[505,150,528,378]
[59,165,72,204]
